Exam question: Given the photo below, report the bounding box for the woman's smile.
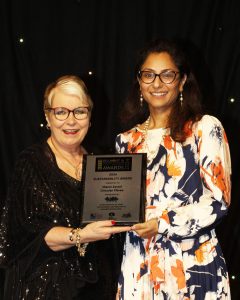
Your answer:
[63,129,80,135]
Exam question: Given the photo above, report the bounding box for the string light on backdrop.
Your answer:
[229,98,235,103]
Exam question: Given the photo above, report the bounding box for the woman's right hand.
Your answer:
[45,221,130,251]
[79,220,131,243]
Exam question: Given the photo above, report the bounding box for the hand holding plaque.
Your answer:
[80,154,146,225]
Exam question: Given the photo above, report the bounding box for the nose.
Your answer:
[152,75,163,88]
[66,111,77,123]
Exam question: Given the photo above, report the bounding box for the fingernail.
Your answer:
[111,220,116,225]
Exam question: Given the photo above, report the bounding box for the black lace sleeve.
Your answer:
[0,146,59,269]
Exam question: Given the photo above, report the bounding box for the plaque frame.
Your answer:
[80,153,147,226]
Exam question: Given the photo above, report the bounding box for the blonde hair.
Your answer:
[44,75,93,111]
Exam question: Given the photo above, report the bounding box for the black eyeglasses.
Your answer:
[46,107,89,121]
[138,70,180,84]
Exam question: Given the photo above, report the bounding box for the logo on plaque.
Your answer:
[96,157,132,172]
[105,196,119,202]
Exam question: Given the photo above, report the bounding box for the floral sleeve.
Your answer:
[158,115,231,240]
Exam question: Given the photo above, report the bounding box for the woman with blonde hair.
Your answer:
[0,75,130,299]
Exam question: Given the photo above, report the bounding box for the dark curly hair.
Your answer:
[119,38,203,142]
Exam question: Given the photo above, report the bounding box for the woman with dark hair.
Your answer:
[116,39,231,299]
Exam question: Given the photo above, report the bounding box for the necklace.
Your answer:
[142,116,165,163]
[142,116,150,142]
[50,138,83,180]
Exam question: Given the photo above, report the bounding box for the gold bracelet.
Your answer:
[68,228,76,242]
[75,228,89,257]
[68,227,88,257]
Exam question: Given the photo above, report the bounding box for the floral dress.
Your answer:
[115,115,231,300]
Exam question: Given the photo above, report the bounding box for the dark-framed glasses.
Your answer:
[46,107,89,121]
[138,70,180,84]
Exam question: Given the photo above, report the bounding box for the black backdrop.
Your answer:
[1,0,240,298]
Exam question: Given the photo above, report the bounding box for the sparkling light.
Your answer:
[19,38,24,43]
[229,98,235,103]
[231,275,235,280]
[88,71,93,75]
[40,123,44,127]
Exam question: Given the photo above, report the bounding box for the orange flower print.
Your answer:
[171,259,186,290]
[163,135,172,150]
[127,131,144,153]
[160,210,170,224]
[198,129,202,138]
[210,159,230,204]
[195,241,215,264]
[146,177,151,187]
[197,129,202,152]
[146,205,156,210]
[150,255,164,293]
[166,154,181,177]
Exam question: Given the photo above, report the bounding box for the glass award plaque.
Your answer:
[80,153,146,225]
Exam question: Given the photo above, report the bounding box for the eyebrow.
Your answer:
[141,68,178,72]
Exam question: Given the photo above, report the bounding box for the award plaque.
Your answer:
[80,153,146,225]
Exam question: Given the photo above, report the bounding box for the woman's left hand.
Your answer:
[131,218,158,239]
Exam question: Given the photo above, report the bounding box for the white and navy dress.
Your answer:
[116,115,231,300]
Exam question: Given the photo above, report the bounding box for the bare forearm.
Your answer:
[44,226,74,251]
[44,221,131,252]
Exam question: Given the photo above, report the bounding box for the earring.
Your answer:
[46,124,50,130]
[180,92,183,107]
[140,93,143,107]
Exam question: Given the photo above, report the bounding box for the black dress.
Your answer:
[0,141,123,299]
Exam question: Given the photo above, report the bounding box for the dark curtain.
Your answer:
[1,0,240,298]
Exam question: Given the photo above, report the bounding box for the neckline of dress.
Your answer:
[45,141,81,182]
[136,126,169,132]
